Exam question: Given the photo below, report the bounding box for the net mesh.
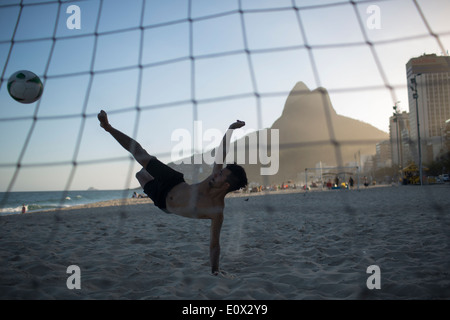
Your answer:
[1,0,448,204]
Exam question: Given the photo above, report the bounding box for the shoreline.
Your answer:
[4,181,446,217]
[20,183,401,215]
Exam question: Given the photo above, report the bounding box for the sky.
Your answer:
[0,0,449,191]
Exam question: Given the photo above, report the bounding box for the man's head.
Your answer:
[209,163,248,193]
[224,163,248,193]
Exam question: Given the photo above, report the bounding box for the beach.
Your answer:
[1,184,449,300]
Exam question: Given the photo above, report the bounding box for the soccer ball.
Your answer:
[7,70,44,104]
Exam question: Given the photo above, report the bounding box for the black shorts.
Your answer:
[143,158,185,211]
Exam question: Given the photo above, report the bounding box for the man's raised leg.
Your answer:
[98,110,153,168]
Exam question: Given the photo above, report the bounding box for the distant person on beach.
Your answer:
[21,204,26,214]
[132,191,140,199]
[363,176,369,187]
[98,110,248,275]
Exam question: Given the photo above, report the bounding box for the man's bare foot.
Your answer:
[98,110,112,131]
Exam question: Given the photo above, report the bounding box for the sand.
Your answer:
[1,184,449,300]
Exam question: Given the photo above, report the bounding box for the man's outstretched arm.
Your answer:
[212,120,245,174]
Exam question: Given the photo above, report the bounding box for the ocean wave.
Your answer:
[0,203,70,216]
[0,206,24,214]
[0,190,135,216]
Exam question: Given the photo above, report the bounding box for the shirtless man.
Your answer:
[97,110,247,275]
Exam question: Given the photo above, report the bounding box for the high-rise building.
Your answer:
[406,54,450,163]
[444,119,450,153]
[389,111,410,169]
[376,140,392,168]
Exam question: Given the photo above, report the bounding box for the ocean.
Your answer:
[0,189,138,216]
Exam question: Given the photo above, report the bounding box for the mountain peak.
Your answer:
[170,82,388,185]
[273,82,337,132]
[290,81,310,93]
